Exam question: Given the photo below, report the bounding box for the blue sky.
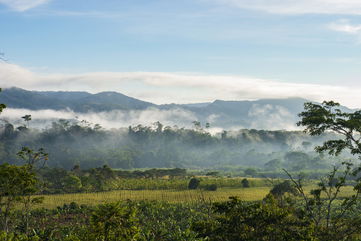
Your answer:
[1,0,361,107]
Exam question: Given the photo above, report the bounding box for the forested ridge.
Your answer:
[0,118,345,171]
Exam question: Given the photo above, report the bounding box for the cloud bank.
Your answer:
[0,108,198,130]
[212,0,361,15]
[0,105,300,131]
[0,0,49,11]
[248,104,296,130]
[0,62,360,108]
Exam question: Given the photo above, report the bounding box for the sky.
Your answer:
[1,0,361,107]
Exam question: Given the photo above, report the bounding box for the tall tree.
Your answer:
[290,100,361,239]
[297,101,361,156]
[0,88,6,114]
[0,164,39,232]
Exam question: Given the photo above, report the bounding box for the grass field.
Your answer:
[32,184,357,209]
[34,187,269,209]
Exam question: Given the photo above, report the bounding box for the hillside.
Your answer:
[0,87,154,111]
[0,87,351,130]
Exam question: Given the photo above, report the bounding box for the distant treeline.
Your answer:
[0,119,347,170]
[38,166,189,194]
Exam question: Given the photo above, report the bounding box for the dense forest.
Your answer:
[0,117,348,172]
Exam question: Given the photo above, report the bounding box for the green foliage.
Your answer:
[244,168,257,176]
[17,147,48,169]
[264,158,282,171]
[283,161,361,240]
[205,171,219,176]
[0,231,40,240]
[289,99,361,240]
[298,101,361,156]
[62,175,82,193]
[133,201,205,240]
[284,151,311,171]
[270,180,298,197]
[241,178,250,188]
[89,202,140,241]
[188,178,201,190]
[0,118,334,171]
[192,196,315,241]
[203,184,218,191]
[0,164,39,232]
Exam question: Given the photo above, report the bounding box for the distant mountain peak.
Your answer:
[1,87,343,130]
[0,87,153,112]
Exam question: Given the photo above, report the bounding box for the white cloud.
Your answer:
[0,107,198,130]
[211,0,361,15]
[0,0,49,11]
[1,62,361,108]
[328,19,361,43]
[329,19,361,34]
[248,104,297,130]
[1,107,300,131]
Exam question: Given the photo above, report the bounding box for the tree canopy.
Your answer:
[298,101,361,156]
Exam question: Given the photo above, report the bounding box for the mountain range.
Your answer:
[0,87,340,130]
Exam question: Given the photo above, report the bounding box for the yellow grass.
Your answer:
[31,185,358,210]
[33,187,271,209]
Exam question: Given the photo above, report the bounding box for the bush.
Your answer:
[90,202,140,240]
[188,178,200,190]
[270,181,298,197]
[244,168,257,176]
[204,184,217,191]
[241,178,250,188]
[205,172,219,176]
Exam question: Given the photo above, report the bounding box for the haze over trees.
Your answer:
[0,117,344,172]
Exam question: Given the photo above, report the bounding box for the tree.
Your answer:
[269,180,298,197]
[188,178,200,190]
[244,168,257,176]
[241,178,250,188]
[192,121,201,131]
[264,159,282,171]
[284,151,310,171]
[204,184,217,191]
[287,100,361,239]
[63,174,82,193]
[283,162,361,240]
[17,147,48,169]
[0,88,6,114]
[21,114,32,128]
[297,101,361,157]
[90,202,140,241]
[0,164,39,232]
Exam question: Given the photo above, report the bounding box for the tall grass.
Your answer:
[33,187,271,209]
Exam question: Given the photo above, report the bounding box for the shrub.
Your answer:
[90,202,140,240]
[270,181,298,197]
[204,184,217,191]
[241,178,250,188]
[244,168,257,176]
[188,178,200,190]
